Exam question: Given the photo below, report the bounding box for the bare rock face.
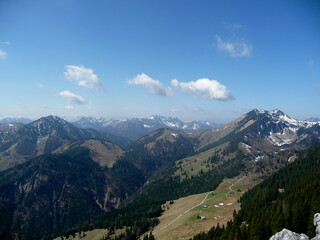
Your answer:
[269,213,320,240]
[312,213,320,240]
[269,229,309,240]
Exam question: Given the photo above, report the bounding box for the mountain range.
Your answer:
[72,115,220,140]
[0,116,129,171]
[0,109,319,239]
[0,118,33,125]
[305,117,320,122]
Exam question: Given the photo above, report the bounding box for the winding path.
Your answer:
[154,192,210,234]
[225,176,246,198]
[154,176,246,235]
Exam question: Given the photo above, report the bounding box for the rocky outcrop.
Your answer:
[269,213,320,240]
[269,229,309,240]
[312,213,320,240]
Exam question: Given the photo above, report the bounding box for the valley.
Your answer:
[2,2,319,239]
[0,109,319,240]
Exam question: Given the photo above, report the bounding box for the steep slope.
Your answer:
[80,139,123,168]
[198,109,319,150]
[89,109,320,239]
[123,128,198,175]
[0,127,202,239]
[192,143,320,240]
[0,116,129,171]
[0,146,147,240]
[0,123,24,145]
[193,109,320,175]
[1,109,319,240]
[199,109,319,148]
[73,115,220,140]
[0,148,106,240]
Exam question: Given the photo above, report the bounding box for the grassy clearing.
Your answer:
[53,228,109,240]
[174,142,229,180]
[54,227,128,240]
[81,139,123,168]
[152,174,261,240]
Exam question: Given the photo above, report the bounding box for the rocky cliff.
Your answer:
[270,213,320,240]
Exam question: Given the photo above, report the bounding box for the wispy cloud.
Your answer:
[38,83,45,89]
[231,24,242,30]
[232,108,251,115]
[216,35,252,58]
[127,73,173,96]
[0,41,10,45]
[0,49,7,60]
[64,65,102,90]
[193,107,206,115]
[65,105,74,110]
[58,90,88,104]
[170,108,179,113]
[223,22,242,31]
[171,78,233,100]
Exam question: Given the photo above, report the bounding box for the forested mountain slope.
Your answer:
[1,109,320,240]
[0,148,106,240]
[0,128,200,240]
[67,109,320,239]
[192,144,320,240]
[0,116,130,171]
[0,147,148,240]
[123,128,197,175]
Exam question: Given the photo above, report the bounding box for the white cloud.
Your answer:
[64,65,101,90]
[38,83,45,89]
[58,90,88,105]
[65,105,74,109]
[0,41,10,45]
[170,108,179,113]
[127,73,173,96]
[171,78,233,100]
[0,49,7,60]
[216,35,252,58]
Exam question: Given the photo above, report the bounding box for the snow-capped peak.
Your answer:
[253,109,317,128]
[255,109,266,114]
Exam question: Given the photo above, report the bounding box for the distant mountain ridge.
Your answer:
[197,109,320,149]
[72,115,221,140]
[305,117,320,122]
[0,117,33,124]
[0,115,129,170]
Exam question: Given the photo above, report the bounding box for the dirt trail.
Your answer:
[154,176,246,236]
[154,192,210,234]
[225,176,246,197]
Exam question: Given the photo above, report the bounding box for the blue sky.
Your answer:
[0,0,319,123]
